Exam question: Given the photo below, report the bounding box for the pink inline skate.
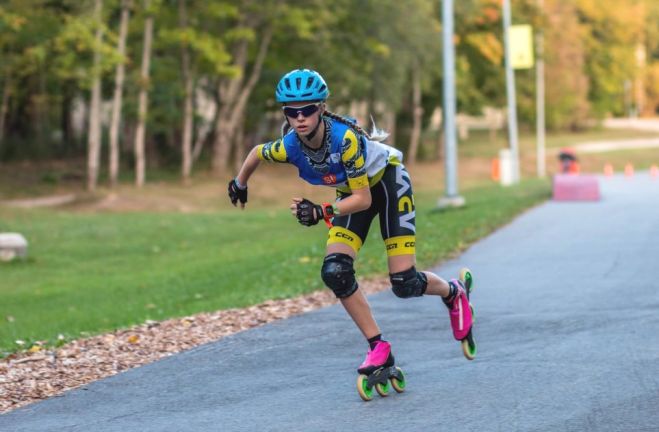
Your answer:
[445,268,476,360]
[356,340,406,401]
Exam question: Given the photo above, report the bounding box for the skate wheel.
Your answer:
[390,367,406,393]
[470,303,475,324]
[459,268,473,293]
[357,374,374,401]
[375,380,390,397]
[461,333,477,361]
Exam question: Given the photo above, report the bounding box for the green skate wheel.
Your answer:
[461,333,477,360]
[390,367,406,393]
[375,380,390,397]
[357,374,374,401]
[459,268,473,293]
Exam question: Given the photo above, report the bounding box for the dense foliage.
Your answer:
[0,0,656,179]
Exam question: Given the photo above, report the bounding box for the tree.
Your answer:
[408,62,423,163]
[178,0,193,183]
[134,0,154,187]
[643,1,659,114]
[109,0,132,187]
[211,1,274,175]
[578,0,645,118]
[0,6,27,145]
[87,0,104,192]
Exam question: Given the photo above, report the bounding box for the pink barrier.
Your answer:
[552,174,601,201]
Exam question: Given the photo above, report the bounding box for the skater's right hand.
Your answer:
[291,197,323,226]
[228,178,248,209]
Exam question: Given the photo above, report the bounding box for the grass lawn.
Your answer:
[1,125,654,356]
[0,178,550,356]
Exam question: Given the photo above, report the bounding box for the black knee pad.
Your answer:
[321,253,358,299]
[390,266,428,298]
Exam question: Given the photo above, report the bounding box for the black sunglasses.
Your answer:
[282,103,321,118]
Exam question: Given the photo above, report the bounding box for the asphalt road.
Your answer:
[2,174,658,432]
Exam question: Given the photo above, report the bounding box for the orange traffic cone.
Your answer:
[624,163,634,177]
[603,163,614,176]
[491,158,500,182]
[651,164,658,178]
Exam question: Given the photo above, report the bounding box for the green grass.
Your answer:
[0,179,550,356]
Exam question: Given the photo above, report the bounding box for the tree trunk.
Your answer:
[134,0,153,187]
[191,92,217,163]
[0,77,10,144]
[211,25,273,175]
[179,0,193,183]
[233,111,246,172]
[60,81,75,148]
[109,0,131,188]
[87,0,104,192]
[408,64,423,164]
[437,122,445,161]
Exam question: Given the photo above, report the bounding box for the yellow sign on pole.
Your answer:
[510,24,534,69]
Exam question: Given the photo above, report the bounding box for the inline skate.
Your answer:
[356,340,406,401]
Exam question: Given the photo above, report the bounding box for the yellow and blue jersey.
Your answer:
[256,117,403,192]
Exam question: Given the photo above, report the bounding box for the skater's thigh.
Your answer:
[328,192,376,256]
[376,165,417,272]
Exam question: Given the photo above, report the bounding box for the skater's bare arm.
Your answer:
[235,146,261,186]
[237,139,289,185]
[332,186,372,215]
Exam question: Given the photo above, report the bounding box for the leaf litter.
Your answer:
[0,277,390,413]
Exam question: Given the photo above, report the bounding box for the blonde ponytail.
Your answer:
[323,110,389,142]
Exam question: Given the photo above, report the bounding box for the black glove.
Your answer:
[228,179,248,207]
[296,198,324,226]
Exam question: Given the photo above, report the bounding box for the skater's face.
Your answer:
[282,101,324,136]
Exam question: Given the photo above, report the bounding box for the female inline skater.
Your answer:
[228,69,474,400]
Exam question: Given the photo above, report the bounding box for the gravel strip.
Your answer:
[0,277,390,414]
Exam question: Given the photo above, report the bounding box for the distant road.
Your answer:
[572,137,659,153]
[555,117,659,154]
[603,117,659,131]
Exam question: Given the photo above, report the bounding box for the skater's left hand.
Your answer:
[228,178,248,209]
[291,197,324,226]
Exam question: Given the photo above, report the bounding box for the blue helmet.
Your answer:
[275,69,329,103]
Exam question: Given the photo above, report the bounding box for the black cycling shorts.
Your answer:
[327,164,416,257]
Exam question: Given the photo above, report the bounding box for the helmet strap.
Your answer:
[303,115,323,142]
[281,118,292,137]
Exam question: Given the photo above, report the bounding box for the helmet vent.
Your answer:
[275,69,329,103]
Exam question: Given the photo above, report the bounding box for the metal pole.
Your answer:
[536,0,546,177]
[502,0,520,183]
[438,0,465,208]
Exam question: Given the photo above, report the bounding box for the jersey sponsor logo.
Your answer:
[399,211,416,233]
[335,231,354,242]
[387,241,414,250]
[385,235,416,256]
[395,166,416,233]
[395,165,411,198]
[322,174,337,184]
